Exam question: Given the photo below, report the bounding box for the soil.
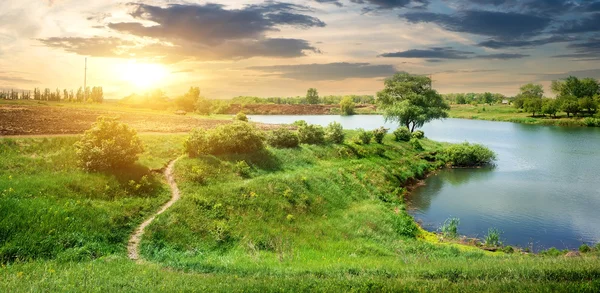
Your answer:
[0,105,280,136]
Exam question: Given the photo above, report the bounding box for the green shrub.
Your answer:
[372,127,388,144]
[503,246,515,253]
[234,160,252,178]
[235,112,248,122]
[579,244,591,253]
[412,130,425,139]
[409,138,424,151]
[298,124,325,144]
[484,228,502,247]
[267,128,299,148]
[325,122,345,144]
[354,129,373,145]
[293,120,308,127]
[393,127,411,142]
[75,116,144,171]
[540,247,567,256]
[184,122,265,157]
[583,117,600,127]
[340,96,355,115]
[443,143,496,167]
[440,217,460,239]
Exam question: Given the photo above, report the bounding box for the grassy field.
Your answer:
[449,104,594,127]
[1,128,600,292]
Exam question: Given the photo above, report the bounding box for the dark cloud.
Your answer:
[553,13,600,34]
[537,69,600,80]
[314,0,343,6]
[350,0,430,9]
[477,35,573,48]
[0,72,39,84]
[402,10,552,40]
[552,38,600,60]
[379,46,529,61]
[41,2,324,62]
[246,62,397,80]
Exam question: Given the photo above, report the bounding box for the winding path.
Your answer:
[128,157,182,261]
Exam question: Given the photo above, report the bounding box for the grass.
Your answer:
[1,131,600,291]
[449,104,594,127]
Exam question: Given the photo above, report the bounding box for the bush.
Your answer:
[393,127,411,142]
[340,96,355,115]
[372,127,388,144]
[443,143,496,167]
[184,122,265,157]
[583,117,600,127]
[234,160,252,178]
[75,116,144,171]
[409,138,423,151]
[267,128,299,148]
[440,217,460,238]
[293,120,308,127]
[412,130,425,139]
[235,112,248,122]
[325,122,345,144]
[298,124,325,144]
[354,129,373,145]
[579,244,591,253]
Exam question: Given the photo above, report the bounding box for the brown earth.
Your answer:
[0,105,278,136]
[223,103,378,115]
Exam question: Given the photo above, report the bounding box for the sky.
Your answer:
[1,0,599,99]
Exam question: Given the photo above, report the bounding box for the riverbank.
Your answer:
[449,104,595,127]
[2,129,600,291]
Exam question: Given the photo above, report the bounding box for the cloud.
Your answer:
[537,69,600,80]
[350,0,430,9]
[448,0,579,15]
[314,0,343,6]
[379,46,529,61]
[401,10,552,40]
[246,62,397,80]
[552,38,600,60]
[553,13,600,34]
[0,72,39,84]
[477,35,573,48]
[41,2,325,62]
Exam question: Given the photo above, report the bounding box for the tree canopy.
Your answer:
[377,73,449,132]
[306,88,319,104]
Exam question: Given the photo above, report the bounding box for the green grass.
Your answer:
[449,104,592,127]
[1,132,600,292]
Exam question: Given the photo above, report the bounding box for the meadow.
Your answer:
[1,125,600,292]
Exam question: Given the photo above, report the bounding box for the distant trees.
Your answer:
[340,96,355,115]
[443,92,505,105]
[306,88,319,104]
[377,73,449,132]
[1,86,103,103]
[515,83,544,117]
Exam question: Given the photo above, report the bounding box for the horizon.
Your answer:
[1,0,600,99]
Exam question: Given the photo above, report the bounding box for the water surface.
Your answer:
[250,115,600,250]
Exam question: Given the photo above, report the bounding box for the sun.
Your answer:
[121,62,168,89]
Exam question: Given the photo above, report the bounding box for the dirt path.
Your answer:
[128,157,182,261]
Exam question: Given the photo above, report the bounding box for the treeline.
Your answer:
[229,93,376,105]
[0,87,104,103]
[514,76,599,118]
[443,92,508,105]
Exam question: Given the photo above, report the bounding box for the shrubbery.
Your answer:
[75,116,144,171]
[325,122,345,144]
[298,124,325,144]
[412,130,425,139]
[583,117,600,127]
[409,138,424,151]
[267,128,299,148]
[235,112,248,122]
[443,143,496,167]
[184,122,265,157]
[372,127,388,144]
[354,129,373,144]
[393,127,411,142]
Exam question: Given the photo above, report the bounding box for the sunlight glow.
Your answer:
[121,62,168,89]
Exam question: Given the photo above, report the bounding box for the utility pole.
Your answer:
[84,58,87,101]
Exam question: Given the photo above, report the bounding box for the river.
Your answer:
[249,115,600,250]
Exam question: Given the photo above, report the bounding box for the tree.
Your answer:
[90,86,104,103]
[377,73,449,132]
[542,98,559,117]
[175,87,200,112]
[339,96,355,115]
[195,96,213,115]
[76,87,84,102]
[64,89,70,102]
[523,97,543,117]
[519,83,544,99]
[306,88,319,104]
[552,76,600,99]
[559,95,580,117]
[579,97,598,115]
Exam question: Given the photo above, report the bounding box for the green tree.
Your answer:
[306,88,319,104]
[579,97,598,115]
[559,95,580,117]
[377,73,449,132]
[519,83,544,99]
[176,87,200,112]
[541,98,559,117]
[523,98,543,117]
[552,76,600,99]
[339,96,355,115]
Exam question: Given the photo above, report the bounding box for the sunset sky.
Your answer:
[1,0,599,99]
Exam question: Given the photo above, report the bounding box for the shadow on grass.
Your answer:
[220,150,282,171]
[101,163,164,197]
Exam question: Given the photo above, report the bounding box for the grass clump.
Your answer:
[393,127,411,142]
[484,228,502,247]
[267,127,299,148]
[443,142,496,167]
[354,128,373,144]
[75,116,144,171]
[298,123,325,144]
[440,217,460,239]
[409,138,424,151]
